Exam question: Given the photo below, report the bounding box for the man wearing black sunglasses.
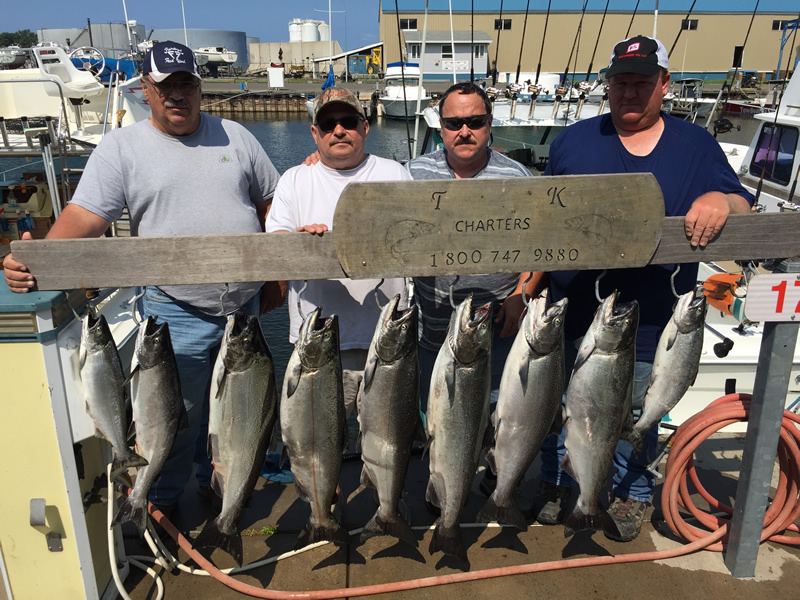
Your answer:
[406,82,536,515]
[266,87,412,430]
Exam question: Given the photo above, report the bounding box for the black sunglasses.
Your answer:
[316,115,365,133]
[440,113,491,131]
[147,77,200,97]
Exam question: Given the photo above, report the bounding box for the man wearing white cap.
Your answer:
[3,42,283,519]
[531,36,753,542]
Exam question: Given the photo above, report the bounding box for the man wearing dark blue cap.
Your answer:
[4,41,284,522]
[529,36,754,542]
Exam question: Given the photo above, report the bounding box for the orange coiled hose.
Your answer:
[662,393,800,551]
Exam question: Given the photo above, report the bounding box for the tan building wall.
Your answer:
[249,40,343,75]
[380,12,794,78]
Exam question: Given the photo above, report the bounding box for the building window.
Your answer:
[441,44,453,59]
[474,44,486,59]
[495,19,511,30]
[400,19,417,30]
[772,20,785,31]
[681,19,698,30]
[408,44,420,60]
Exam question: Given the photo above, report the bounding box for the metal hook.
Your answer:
[594,269,607,303]
[219,282,230,316]
[296,280,308,320]
[128,288,146,326]
[373,278,385,310]
[670,264,682,299]
[448,275,460,309]
[520,273,533,307]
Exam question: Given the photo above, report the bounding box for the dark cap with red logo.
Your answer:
[606,36,669,79]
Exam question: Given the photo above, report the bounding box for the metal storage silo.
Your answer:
[318,22,330,42]
[289,19,303,43]
[301,21,320,42]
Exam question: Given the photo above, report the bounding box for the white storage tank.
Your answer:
[289,19,303,43]
[301,21,320,42]
[318,22,330,42]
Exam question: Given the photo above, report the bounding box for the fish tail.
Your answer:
[111,497,147,538]
[295,515,350,550]
[193,519,244,567]
[476,494,527,531]
[563,505,620,540]
[360,510,417,547]
[111,450,148,476]
[429,522,467,563]
[627,427,644,455]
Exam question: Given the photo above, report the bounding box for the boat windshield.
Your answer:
[750,124,799,186]
[386,77,419,88]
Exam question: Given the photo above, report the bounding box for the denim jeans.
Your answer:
[419,326,515,417]
[139,286,260,507]
[539,342,658,503]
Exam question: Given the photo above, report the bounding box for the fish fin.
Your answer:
[193,519,244,567]
[425,472,445,511]
[286,362,302,398]
[627,427,644,455]
[356,431,363,453]
[295,515,350,550]
[178,406,189,431]
[485,447,497,477]
[444,359,456,403]
[561,452,576,480]
[360,463,376,490]
[572,343,595,372]
[482,421,494,453]
[563,505,620,540]
[414,419,427,445]
[126,420,136,443]
[213,366,228,400]
[110,498,147,538]
[421,434,433,459]
[429,522,468,563]
[666,327,679,352]
[518,354,529,393]
[476,494,527,531]
[360,510,418,547]
[211,469,225,500]
[111,450,148,476]
[363,354,378,392]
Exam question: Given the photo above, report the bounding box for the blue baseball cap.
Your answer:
[143,41,201,83]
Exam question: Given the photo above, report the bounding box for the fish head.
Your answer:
[297,306,339,369]
[674,291,707,334]
[449,294,493,365]
[135,316,173,368]
[375,294,418,363]
[222,311,268,371]
[525,291,568,354]
[81,310,113,352]
[593,292,639,353]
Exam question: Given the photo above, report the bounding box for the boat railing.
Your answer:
[0,78,74,154]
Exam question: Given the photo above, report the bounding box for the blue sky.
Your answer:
[3,1,795,52]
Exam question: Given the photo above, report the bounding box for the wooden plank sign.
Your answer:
[333,174,664,279]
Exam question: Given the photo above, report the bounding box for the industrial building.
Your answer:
[379,0,799,82]
[38,23,146,59]
[249,18,345,77]
[150,28,249,72]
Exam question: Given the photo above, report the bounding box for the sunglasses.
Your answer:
[440,113,491,131]
[316,115,365,133]
[147,77,200,97]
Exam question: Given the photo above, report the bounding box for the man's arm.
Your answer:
[684,191,751,248]
[3,204,111,292]
[495,271,549,337]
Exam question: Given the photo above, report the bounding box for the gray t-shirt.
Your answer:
[70,114,280,315]
[406,148,530,350]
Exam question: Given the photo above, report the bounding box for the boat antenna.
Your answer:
[412,0,431,158]
[625,0,641,38]
[668,0,698,58]
[470,0,474,81]
[181,0,189,46]
[122,0,135,58]
[585,0,611,82]
[514,0,533,85]
[535,0,553,85]
[393,0,413,160]
[448,0,456,84]
[493,0,505,86]
[562,0,589,87]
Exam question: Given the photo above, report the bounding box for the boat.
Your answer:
[378,62,431,120]
[0,46,27,69]
[663,78,719,121]
[195,46,237,66]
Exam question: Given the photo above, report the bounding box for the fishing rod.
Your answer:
[393,0,413,160]
[625,0,641,38]
[668,0,698,58]
[493,0,505,86]
[786,163,800,207]
[585,0,611,81]
[562,0,589,87]
[515,0,533,84]
[470,0,474,81]
[535,0,552,85]
[715,0,760,131]
[564,15,584,127]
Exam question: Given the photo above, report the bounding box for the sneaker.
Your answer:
[479,470,533,515]
[604,496,649,542]
[532,480,571,525]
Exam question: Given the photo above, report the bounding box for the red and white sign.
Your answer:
[745,274,800,322]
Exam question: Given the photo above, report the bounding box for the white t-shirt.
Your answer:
[265,154,411,349]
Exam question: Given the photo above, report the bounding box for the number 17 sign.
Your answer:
[745,274,800,322]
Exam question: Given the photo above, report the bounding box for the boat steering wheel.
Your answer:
[69,46,106,77]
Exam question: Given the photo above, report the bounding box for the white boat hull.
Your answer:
[379,97,430,119]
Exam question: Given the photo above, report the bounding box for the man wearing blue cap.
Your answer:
[530,35,754,542]
[4,42,283,520]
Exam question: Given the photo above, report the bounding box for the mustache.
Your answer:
[164,100,189,108]
[454,138,476,146]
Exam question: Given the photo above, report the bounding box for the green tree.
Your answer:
[0,29,37,47]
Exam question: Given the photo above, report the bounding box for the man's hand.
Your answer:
[3,232,35,292]
[260,280,287,315]
[302,151,321,166]
[296,224,328,234]
[495,292,525,338]
[684,191,747,248]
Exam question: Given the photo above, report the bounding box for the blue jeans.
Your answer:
[419,325,515,416]
[140,286,260,506]
[539,342,658,503]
